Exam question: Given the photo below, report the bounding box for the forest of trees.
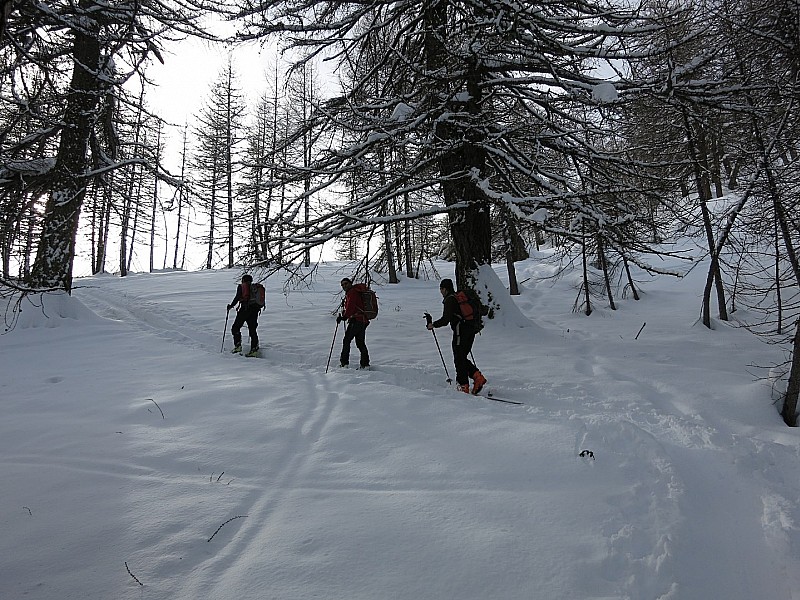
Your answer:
[2,0,800,424]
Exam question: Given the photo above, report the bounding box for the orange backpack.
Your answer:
[454,290,485,332]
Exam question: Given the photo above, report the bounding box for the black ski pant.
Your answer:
[452,323,477,385]
[232,306,260,349]
[341,320,369,367]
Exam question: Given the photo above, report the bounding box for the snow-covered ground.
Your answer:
[2,248,799,600]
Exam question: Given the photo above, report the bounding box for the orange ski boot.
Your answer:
[471,371,487,395]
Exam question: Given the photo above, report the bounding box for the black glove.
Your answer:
[336,315,344,324]
[227,304,234,311]
[424,312,433,326]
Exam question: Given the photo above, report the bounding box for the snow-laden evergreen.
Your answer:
[2,248,799,599]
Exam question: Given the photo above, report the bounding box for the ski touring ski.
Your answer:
[447,385,524,405]
[477,391,524,406]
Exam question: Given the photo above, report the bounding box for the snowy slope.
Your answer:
[1,253,799,600]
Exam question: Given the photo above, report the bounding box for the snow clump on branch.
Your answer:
[591,82,618,104]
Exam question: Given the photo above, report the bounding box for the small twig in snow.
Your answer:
[23,506,32,516]
[125,562,143,586]
[146,398,165,419]
[207,515,248,542]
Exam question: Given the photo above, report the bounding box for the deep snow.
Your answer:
[2,248,799,600]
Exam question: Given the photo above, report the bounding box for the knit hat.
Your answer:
[439,278,454,292]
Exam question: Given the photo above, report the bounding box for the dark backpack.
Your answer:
[455,290,486,333]
[353,283,378,320]
[248,282,266,309]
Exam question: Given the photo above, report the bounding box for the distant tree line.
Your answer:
[2,0,800,424]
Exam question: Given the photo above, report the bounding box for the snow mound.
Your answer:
[10,291,100,329]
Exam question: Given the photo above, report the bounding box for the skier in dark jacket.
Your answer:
[227,274,260,356]
[337,277,370,369]
[426,278,487,394]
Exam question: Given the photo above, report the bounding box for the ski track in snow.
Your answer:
[57,269,800,599]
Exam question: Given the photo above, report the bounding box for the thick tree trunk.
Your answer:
[507,217,529,262]
[439,87,491,286]
[448,198,491,289]
[30,12,103,291]
[506,252,519,296]
[782,318,800,427]
[424,0,490,289]
[439,127,491,288]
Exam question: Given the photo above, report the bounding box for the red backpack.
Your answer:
[247,282,266,309]
[353,283,378,320]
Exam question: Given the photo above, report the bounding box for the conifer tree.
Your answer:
[192,60,248,269]
[233,0,678,293]
[0,0,214,291]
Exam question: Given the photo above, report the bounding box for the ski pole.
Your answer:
[325,318,341,373]
[220,307,230,353]
[424,312,452,384]
[470,350,479,370]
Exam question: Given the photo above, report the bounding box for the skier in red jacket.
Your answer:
[337,277,370,369]
[227,274,260,356]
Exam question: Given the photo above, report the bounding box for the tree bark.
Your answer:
[404,193,414,278]
[441,161,492,290]
[782,318,800,427]
[174,130,189,270]
[598,235,616,310]
[149,126,161,273]
[581,231,592,316]
[622,255,640,301]
[95,177,112,274]
[501,208,523,295]
[681,110,728,327]
[424,0,491,289]
[30,7,103,291]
